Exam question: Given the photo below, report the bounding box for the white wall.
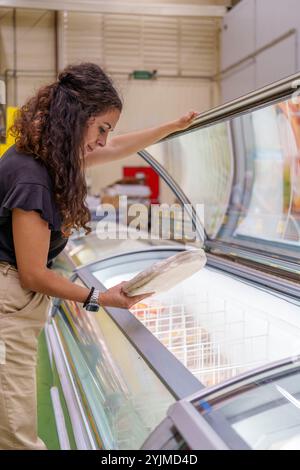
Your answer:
[0,8,56,106]
[221,0,255,70]
[0,9,14,73]
[221,0,300,103]
[255,34,296,89]
[221,60,255,102]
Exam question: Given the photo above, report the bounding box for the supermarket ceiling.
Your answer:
[0,0,231,17]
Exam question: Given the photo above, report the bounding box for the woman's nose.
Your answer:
[96,135,107,147]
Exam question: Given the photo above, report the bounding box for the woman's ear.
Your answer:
[87,116,96,127]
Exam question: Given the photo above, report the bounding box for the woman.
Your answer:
[0,62,197,450]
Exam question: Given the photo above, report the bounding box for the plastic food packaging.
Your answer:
[122,248,207,297]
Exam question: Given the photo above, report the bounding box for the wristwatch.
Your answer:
[85,288,101,312]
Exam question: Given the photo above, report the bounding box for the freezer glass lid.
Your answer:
[192,360,300,450]
[146,94,300,266]
[147,120,233,240]
[64,224,179,267]
[54,282,176,450]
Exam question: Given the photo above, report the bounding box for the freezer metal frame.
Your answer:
[161,72,300,139]
[75,248,205,400]
[206,253,300,302]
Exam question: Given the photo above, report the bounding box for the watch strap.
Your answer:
[83,287,94,308]
[90,289,100,305]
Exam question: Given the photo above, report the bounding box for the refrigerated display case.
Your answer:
[142,356,300,450]
[77,247,300,388]
[48,73,300,449]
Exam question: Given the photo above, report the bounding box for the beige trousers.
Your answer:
[0,261,50,450]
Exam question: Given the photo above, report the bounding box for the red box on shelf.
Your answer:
[123,166,159,204]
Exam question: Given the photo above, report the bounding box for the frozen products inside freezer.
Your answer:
[129,267,300,387]
[122,248,207,296]
[89,250,300,389]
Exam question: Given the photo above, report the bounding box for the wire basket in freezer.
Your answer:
[131,294,270,387]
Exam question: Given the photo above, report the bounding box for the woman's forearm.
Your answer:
[109,111,198,159]
[21,267,151,310]
[21,267,91,303]
[108,120,178,161]
[85,111,198,166]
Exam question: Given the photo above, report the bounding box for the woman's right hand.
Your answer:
[99,281,154,310]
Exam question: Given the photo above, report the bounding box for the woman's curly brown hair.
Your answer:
[11,63,122,236]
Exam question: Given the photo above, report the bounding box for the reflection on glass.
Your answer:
[62,223,181,269]
[55,278,175,450]
[233,99,300,247]
[148,122,233,238]
[146,96,300,262]
[194,362,300,449]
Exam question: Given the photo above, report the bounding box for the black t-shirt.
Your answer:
[0,145,68,267]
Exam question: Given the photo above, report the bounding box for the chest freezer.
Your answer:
[49,72,300,449]
[80,247,300,389]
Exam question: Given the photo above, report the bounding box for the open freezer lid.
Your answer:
[139,73,300,278]
[172,357,300,450]
[142,356,300,450]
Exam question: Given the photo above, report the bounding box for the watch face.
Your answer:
[86,303,100,312]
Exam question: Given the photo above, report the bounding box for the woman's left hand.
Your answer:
[172,111,199,132]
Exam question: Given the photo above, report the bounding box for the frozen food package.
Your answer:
[122,248,207,297]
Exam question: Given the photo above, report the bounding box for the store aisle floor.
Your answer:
[37,330,60,450]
